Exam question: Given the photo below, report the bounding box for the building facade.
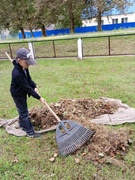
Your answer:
[82,12,135,27]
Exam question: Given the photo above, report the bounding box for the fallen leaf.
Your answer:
[75,158,80,164]
[54,103,61,107]
[110,152,115,157]
[54,153,58,158]
[122,146,126,151]
[13,157,19,163]
[115,150,120,155]
[98,153,104,157]
[49,157,55,162]
[128,139,133,145]
[82,153,87,156]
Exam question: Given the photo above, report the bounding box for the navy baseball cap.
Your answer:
[16,48,36,65]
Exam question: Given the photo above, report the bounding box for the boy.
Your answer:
[10,47,46,138]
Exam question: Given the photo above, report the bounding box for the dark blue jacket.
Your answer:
[10,61,41,100]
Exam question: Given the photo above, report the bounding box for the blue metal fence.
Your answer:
[102,22,135,31]
[75,22,135,33]
[46,28,70,36]
[18,22,135,39]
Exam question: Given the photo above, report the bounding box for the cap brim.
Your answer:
[27,58,37,65]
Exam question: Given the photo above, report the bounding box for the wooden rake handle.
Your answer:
[5,52,13,63]
[44,101,61,122]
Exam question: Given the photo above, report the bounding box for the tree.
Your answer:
[24,0,36,38]
[6,0,27,38]
[0,0,58,38]
[33,0,58,36]
[55,0,86,33]
[0,0,10,32]
[84,0,133,31]
[0,0,36,39]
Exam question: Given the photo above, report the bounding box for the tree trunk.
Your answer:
[70,17,74,33]
[41,24,46,36]
[69,1,74,33]
[30,26,34,38]
[97,11,102,31]
[20,27,26,39]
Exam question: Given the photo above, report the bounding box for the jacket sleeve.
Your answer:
[27,69,37,89]
[14,74,41,99]
[12,60,17,66]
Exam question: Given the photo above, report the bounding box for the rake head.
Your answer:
[55,120,95,156]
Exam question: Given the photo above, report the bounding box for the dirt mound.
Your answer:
[30,98,133,162]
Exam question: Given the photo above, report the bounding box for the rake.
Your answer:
[44,101,95,156]
[5,52,13,62]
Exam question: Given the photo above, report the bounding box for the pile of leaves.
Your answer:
[30,98,119,129]
[30,98,133,162]
[80,123,133,163]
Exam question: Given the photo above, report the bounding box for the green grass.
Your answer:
[0,56,135,179]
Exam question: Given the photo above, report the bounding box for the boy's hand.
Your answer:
[39,97,46,104]
[34,88,39,94]
[35,88,45,104]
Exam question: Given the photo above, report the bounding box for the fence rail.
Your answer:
[0,33,135,60]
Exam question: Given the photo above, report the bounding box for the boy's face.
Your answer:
[18,59,30,69]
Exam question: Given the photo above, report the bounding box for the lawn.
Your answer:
[0,56,135,179]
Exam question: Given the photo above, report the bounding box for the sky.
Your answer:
[112,0,135,14]
[82,1,135,19]
[127,0,135,12]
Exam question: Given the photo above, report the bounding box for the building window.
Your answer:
[121,18,128,23]
[112,19,118,24]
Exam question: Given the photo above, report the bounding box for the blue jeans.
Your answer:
[13,97,34,135]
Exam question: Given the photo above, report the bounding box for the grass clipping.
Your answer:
[30,98,133,161]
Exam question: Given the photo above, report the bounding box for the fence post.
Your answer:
[28,42,35,59]
[108,36,111,56]
[53,40,56,57]
[78,38,83,60]
[9,43,13,59]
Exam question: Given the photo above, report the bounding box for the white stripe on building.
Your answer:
[82,12,135,27]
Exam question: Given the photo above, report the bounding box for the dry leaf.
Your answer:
[13,157,19,163]
[121,146,125,151]
[54,153,58,158]
[110,152,115,157]
[128,139,133,145]
[75,158,80,164]
[54,103,61,107]
[98,153,104,157]
[82,153,87,156]
[49,157,55,162]
[115,151,120,155]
